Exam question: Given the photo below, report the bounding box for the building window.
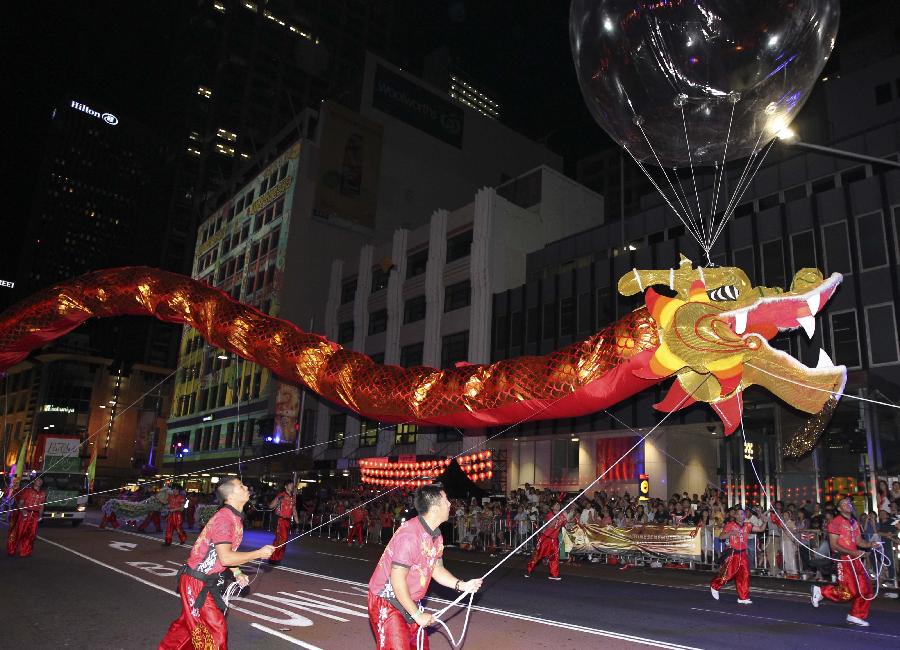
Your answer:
[811,175,836,194]
[784,184,808,202]
[368,309,387,335]
[436,427,462,442]
[225,422,235,448]
[510,310,523,347]
[359,419,379,447]
[732,246,756,284]
[406,248,428,278]
[550,438,579,486]
[394,423,417,446]
[577,292,593,333]
[341,278,357,304]
[822,222,852,275]
[526,306,540,344]
[790,230,817,273]
[441,331,469,368]
[446,230,473,263]
[494,313,508,351]
[444,280,471,312]
[758,193,780,211]
[404,295,426,323]
[337,321,354,345]
[875,82,892,105]
[371,266,390,293]
[830,310,861,369]
[840,166,867,186]
[865,303,900,365]
[760,240,785,289]
[328,414,346,449]
[400,342,424,368]
[560,297,576,337]
[542,301,557,340]
[856,211,888,270]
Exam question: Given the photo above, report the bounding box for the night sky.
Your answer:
[0,1,880,290]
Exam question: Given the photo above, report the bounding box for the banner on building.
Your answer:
[371,64,464,148]
[273,382,301,444]
[596,436,644,481]
[564,523,703,560]
[313,100,383,229]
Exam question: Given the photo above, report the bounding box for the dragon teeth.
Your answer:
[806,294,820,316]
[734,311,748,335]
[816,348,835,369]
[797,315,816,339]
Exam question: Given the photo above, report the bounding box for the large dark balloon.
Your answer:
[570,0,839,167]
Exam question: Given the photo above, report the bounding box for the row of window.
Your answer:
[173,370,263,418]
[339,281,472,342]
[174,418,254,453]
[334,330,469,371]
[339,230,474,304]
[326,415,420,449]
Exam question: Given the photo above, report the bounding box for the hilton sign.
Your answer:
[70,100,119,126]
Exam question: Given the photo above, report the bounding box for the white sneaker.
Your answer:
[737,599,753,605]
[846,615,869,627]
[811,585,822,608]
[710,586,719,601]
[548,576,562,581]
[523,573,531,578]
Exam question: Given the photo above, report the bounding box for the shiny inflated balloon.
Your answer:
[570,0,839,167]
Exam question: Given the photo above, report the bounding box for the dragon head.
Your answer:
[618,255,847,435]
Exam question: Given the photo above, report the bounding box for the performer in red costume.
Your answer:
[159,477,274,649]
[267,480,298,564]
[524,502,568,580]
[348,504,367,546]
[367,484,482,650]
[811,497,880,626]
[710,506,766,604]
[6,477,46,557]
[139,489,163,533]
[164,485,188,546]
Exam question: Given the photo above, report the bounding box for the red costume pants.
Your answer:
[7,511,39,557]
[166,512,187,544]
[348,522,365,545]
[99,511,120,529]
[821,555,872,620]
[139,511,162,533]
[710,550,750,600]
[270,517,290,562]
[159,574,228,650]
[367,592,428,650]
[526,535,560,577]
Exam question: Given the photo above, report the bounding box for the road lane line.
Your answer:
[266,565,701,649]
[690,608,900,639]
[36,535,177,598]
[250,623,323,649]
[315,551,368,562]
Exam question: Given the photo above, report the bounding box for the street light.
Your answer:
[777,128,900,170]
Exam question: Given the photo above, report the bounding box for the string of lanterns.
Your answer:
[358,451,494,487]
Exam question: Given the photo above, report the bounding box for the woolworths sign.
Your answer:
[372,65,463,148]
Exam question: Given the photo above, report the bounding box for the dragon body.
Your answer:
[0,259,846,455]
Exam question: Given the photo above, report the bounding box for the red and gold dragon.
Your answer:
[0,257,845,457]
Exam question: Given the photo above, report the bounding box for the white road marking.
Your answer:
[315,551,368,562]
[108,541,137,551]
[250,623,323,649]
[691,608,900,639]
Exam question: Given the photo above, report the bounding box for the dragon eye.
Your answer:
[707,285,739,301]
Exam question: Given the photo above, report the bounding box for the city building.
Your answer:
[159,0,404,276]
[313,165,604,473]
[163,55,566,479]
[1,334,172,489]
[12,95,178,367]
[494,47,900,505]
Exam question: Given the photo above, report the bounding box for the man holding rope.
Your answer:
[367,483,482,649]
[811,497,879,627]
[6,476,45,557]
[159,477,274,649]
[524,501,568,580]
[267,479,298,564]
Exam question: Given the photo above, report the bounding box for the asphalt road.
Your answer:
[2,516,899,650]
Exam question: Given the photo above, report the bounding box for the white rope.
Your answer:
[419,379,705,649]
[678,103,707,247]
[709,101,738,249]
[738,416,890,603]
